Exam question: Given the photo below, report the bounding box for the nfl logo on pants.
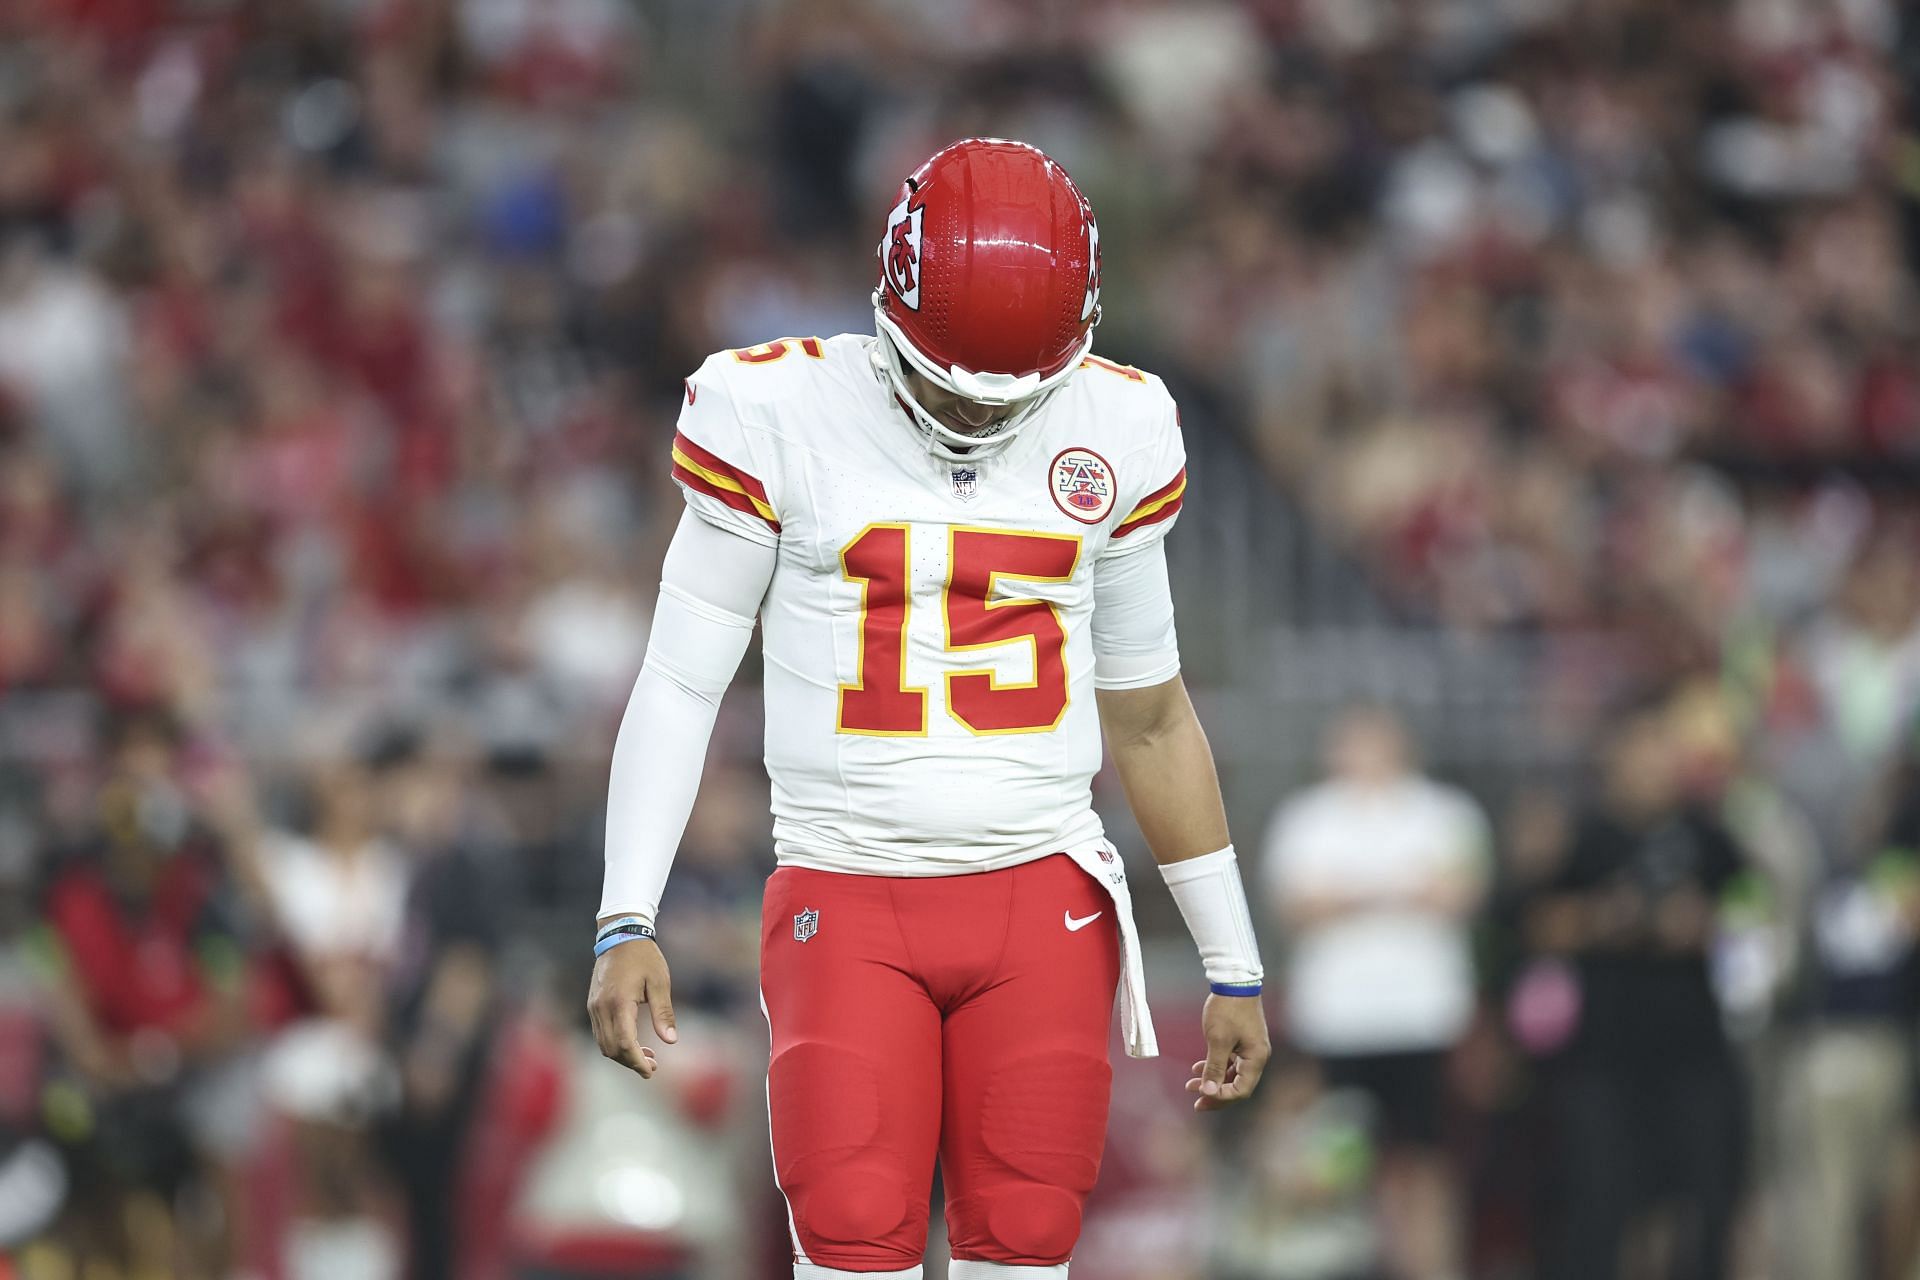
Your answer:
[794,907,819,942]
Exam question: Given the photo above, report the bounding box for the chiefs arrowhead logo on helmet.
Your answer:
[882,193,925,311]
[1082,216,1102,323]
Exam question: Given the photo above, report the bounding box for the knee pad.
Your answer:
[952,1050,1110,1262]
[979,1184,1083,1260]
[769,1042,914,1250]
[793,1167,912,1246]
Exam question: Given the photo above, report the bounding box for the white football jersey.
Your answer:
[670,334,1187,878]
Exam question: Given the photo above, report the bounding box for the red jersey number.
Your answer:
[837,527,1081,736]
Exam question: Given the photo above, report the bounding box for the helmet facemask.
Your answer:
[871,291,1095,463]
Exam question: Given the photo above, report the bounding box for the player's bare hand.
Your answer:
[1186,993,1269,1112]
[588,939,677,1079]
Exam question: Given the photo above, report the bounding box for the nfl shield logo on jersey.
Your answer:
[951,467,979,501]
[794,908,820,943]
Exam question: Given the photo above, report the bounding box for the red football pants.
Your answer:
[759,854,1121,1272]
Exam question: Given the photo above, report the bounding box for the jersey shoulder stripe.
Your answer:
[671,430,779,532]
[674,429,772,504]
[1113,467,1186,538]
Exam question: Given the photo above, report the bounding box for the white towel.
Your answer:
[1064,842,1159,1058]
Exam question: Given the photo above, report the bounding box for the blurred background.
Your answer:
[1,0,1918,1278]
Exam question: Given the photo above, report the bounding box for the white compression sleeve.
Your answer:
[598,510,776,925]
[1091,541,1181,690]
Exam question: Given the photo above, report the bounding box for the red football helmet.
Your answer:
[871,138,1102,460]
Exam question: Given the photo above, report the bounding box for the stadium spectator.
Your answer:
[1778,728,1920,1280]
[255,754,408,1280]
[37,709,258,1275]
[375,730,509,1280]
[1524,705,1750,1280]
[1265,704,1490,1280]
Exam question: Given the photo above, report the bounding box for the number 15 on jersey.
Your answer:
[838,525,1082,738]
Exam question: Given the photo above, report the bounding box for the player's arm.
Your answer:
[588,509,774,1079]
[1092,542,1269,1111]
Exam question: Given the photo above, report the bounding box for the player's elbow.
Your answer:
[1097,677,1198,753]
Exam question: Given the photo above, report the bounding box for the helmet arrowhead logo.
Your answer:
[1081,216,1102,322]
[882,193,925,311]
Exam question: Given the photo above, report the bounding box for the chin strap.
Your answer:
[868,330,1025,462]
[870,299,1090,463]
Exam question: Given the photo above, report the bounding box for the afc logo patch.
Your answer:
[882,192,925,311]
[794,907,819,943]
[1049,447,1116,524]
[951,466,979,501]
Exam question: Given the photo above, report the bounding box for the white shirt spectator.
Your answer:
[1266,775,1489,1056]
[263,831,408,966]
[259,829,408,1125]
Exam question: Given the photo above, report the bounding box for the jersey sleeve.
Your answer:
[669,356,783,547]
[1105,387,1188,556]
[1091,540,1180,689]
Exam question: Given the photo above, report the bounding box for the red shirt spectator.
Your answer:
[43,844,230,1043]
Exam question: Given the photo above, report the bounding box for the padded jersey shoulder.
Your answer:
[1058,354,1187,549]
[692,334,877,441]
[1061,352,1181,463]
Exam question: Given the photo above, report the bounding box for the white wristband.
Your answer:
[1159,845,1264,994]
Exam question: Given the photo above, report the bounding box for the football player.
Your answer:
[588,138,1269,1278]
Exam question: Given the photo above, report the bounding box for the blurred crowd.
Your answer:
[2,0,1920,1278]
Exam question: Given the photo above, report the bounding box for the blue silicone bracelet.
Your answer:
[594,925,655,957]
[1210,981,1263,998]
